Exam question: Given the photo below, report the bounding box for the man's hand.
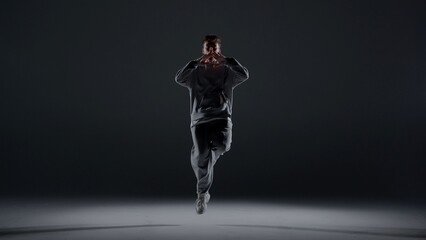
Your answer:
[212,52,226,64]
[199,52,213,64]
[199,48,226,66]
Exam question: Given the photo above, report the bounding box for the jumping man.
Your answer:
[175,34,249,214]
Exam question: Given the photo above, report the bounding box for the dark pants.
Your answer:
[190,119,233,195]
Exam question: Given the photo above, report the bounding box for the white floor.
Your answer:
[0,197,425,240]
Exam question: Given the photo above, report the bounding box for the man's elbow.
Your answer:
[239,68,249,81]
[175,73,189,87]
[175,76,185,86]
[233,71,249,87]
[174,69,185,83]
[243,69,249,80]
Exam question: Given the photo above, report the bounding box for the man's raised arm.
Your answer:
[224,57,249,87]
[175,59,200,87]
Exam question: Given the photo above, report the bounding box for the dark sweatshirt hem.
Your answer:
[190,115,232,128]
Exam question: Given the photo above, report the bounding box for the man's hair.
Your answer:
[203,34,221,45]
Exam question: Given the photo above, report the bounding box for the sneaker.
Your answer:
[195,192,210,214]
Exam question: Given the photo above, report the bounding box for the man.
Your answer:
[175,35,249,214]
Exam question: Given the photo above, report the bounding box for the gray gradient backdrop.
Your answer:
[1,0,425,201]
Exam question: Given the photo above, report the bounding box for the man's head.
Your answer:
[202,34,221,55]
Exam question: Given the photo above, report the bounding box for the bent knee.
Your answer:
[216,143,231,155]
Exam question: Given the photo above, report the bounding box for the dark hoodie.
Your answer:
[175,57,249,128]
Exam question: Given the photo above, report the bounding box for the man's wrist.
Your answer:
[224,57,236,66]
[190,60,200,67]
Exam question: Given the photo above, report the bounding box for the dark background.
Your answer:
[1,0,425,202]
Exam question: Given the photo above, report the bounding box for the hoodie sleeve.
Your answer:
[224,57,249,87]
[175,59,199,87]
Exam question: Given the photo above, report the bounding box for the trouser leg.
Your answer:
[211,119,233,162]
[190,119,233,195]
[190,122,212,195]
